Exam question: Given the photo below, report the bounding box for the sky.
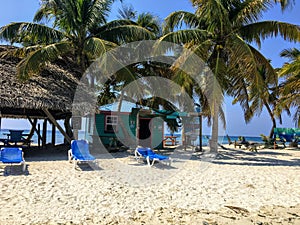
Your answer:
[0,0,299,136]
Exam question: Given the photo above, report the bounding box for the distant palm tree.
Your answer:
[117,4,137,20]
[117,4,161,38]
[233,65,291,138]
[158,0,300,152]
[136,13,161,38]
[97,8,162,107]
[278,48,300,127]
[274,0,295,10]
[0,0,153,81]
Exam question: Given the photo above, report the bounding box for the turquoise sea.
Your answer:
[0,129,263,146]
[0,129,86,145]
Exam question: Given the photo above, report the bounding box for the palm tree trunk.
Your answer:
[208,50,222,153]
[264,102,276,138]
[209,101,219,153]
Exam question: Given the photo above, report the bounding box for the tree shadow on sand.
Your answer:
[194,148,300,167]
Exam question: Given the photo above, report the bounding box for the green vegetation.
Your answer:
[0,0,299,151]
[158,0,299,150]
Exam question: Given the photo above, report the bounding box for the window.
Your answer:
[105,115,118,133]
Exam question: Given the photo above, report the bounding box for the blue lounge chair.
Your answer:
[135,146,172,167]
[68,140,96,169]
[0,147,26,172]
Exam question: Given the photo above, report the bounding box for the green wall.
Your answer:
[95,113,163,148]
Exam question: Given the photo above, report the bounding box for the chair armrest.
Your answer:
[134,148,141,159]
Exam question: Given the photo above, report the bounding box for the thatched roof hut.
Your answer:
[0,45,82,120]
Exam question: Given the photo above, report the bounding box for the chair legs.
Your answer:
[146,157,156,167]
[21,162,26,172]
[68,150,73,162]
[146,156,172,167]
[73,160,77,169]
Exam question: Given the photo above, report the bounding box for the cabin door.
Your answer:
[138,118,152,147]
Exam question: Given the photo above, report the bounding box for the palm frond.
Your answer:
[91,19,134,34]
[194,0,231,34]
[163,11,201,33]
[17,41,73,80]
[0,45,41,58]
[97,25,155,44]
[117,3,136,20]
[280,48,300,60]
[273,0,295,10]
[158,29,209,46]
[279,59,300,77]
[137,12,161,37]
[33,0,59,22]
[0,22,64,45]
[248,45,278,85]
[241,21,300,47]
[232,0,272,25]
[226,34,258,81]
[84,37,116,59]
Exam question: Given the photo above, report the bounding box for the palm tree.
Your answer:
[274,0,295,10]
[278,48,300,127]
[117,4,161,38]
[0,0,153,81]
[97,8,162,108]
[232,65,291,138]
[157,0,300,152]
[136,13,161,38]
[117,4,137,20]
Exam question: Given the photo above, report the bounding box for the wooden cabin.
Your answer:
[84,101,165,150]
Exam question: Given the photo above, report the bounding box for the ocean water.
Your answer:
[165,133,264,146]
[0,129,85,145]
[0,129,263,146]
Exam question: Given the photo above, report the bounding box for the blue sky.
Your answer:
[0,0,299,136]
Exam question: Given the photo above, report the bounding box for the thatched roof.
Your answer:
[0,45,83,119]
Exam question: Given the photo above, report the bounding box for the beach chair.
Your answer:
[239,136,250,148]
[134,146,172,167]
[68,140,96,169]
[0,147,26,172]
[226,135,243,148]
[226,135,234,145]
[5,130,32,147]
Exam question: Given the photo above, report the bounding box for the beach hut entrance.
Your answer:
[138,118,152,147]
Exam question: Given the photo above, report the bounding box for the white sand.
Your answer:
[0,146,300,224]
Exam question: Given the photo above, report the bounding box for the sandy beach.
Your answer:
[1,145,300,225]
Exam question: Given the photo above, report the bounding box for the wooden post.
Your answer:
[42,119,47,146]
[71,116,81,140]
[199,114,202,151]
[43,109,72,143]
[52,123,56,146]
[25,117,37,142]
[64,115,73,143]
[38,124,41,147]
[182,125,186,151]
[27,116,43,143]
[136,111,140,147]
[73,129,78,140]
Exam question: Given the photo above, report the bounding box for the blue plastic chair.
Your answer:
[135,147,171,167]
[0,147,26,172]
[68,140,96,169]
